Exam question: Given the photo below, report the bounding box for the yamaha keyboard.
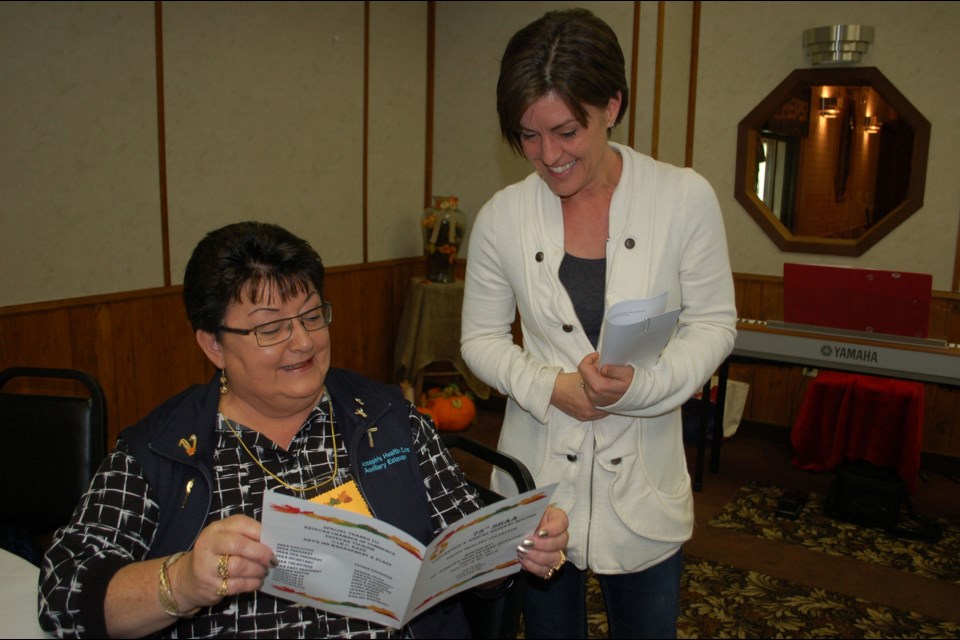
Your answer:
[733,319,960,386]
[691,319,960,491]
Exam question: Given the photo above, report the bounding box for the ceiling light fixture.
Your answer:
[803,25,874,65]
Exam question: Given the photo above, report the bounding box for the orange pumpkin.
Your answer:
[424,384,476,431]
[415,405,436,422]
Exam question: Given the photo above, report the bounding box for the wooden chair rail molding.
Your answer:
[1,267,958,456]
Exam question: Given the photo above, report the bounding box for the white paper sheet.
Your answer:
[598,293,680,367]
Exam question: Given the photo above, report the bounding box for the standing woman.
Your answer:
[460,8,736,639]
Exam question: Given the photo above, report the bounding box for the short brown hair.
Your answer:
[183,222,325,334]
[497,8,629,155]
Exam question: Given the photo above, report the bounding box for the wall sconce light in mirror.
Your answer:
[803,25,874,65]
[863,114,882,134]
[820,96,842,118]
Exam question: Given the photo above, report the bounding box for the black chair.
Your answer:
[0,366,107,564]
[442,432,535,640]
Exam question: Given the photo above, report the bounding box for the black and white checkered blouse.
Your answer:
[39,397,483,638]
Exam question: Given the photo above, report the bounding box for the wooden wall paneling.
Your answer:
[923,384,941,452]
[733,272,763,319]
[3,266,960,457]
[67,302,118,441]
[732,272,783,321]
[388,260,430,378]
[3,301,111,442]
[919,292,960,343]
[111,296,157,437]
[326,267,387,382]
[88,303,117,411]
[726,361,757,417]
[759,278,784,321]
[924,384,960,456]
[938,295,960,343]
[929,298,948,340]
[0,306,84,395]
[365,270,400,381]
[732,275,751,319]
[324,260,423,383]
[0,308,75,369]
[65,304,103,377]
[0,306,102,412]
[107,291,211,444]
[734,361,800,427]
[950,299,960,344]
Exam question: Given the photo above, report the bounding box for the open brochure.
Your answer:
[598,292,681,367]
[259,483,557,629]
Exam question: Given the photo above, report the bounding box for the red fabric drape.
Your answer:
[791,371,924,492]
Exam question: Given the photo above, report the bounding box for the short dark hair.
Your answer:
[497,8,629,155]
[183,221,325,333]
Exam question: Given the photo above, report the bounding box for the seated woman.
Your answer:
[38,221,568,638]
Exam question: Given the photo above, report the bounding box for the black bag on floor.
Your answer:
[825,459,942,542]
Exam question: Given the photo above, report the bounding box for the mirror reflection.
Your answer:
[735,67,930,256]
[757,84,910,238]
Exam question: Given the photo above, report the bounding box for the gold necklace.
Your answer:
[222,397,338,494]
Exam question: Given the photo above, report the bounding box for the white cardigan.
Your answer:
[461,143,737,573]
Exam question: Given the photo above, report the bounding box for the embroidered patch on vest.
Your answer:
[360,446,412,474]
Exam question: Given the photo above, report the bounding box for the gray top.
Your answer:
[559,253,606,349]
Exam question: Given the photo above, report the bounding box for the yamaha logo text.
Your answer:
[820,343,879,363]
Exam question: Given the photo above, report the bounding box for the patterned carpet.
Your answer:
[577,482,960,639]
[577,557,960,639]
[674,556,959,639]
[710,482,960,585]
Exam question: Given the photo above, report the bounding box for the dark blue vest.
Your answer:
[122,368,469,638]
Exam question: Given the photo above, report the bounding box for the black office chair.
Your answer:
[442,432,535,640]
[0,366,108,565]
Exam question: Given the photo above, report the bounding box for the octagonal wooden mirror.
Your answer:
[735,67,930,256]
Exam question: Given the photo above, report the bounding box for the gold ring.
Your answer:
[544,549,567,580]
[578,379,585,389]
[217,578,228,597]
[217,554,230,580]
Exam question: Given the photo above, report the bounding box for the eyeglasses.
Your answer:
[219,303,333,347]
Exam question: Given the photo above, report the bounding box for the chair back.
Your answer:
[441,432,535,640]
[0,367,107,532]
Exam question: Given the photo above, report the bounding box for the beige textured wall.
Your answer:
[0,0,428,306]
[694,1,960,290]
[2,1,958,307]
[657,1,693,166]
[367,1,428,262]
[162,1,367,279]
[0,1,162,305]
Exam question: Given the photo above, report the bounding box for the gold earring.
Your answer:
[219,369,229,395]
